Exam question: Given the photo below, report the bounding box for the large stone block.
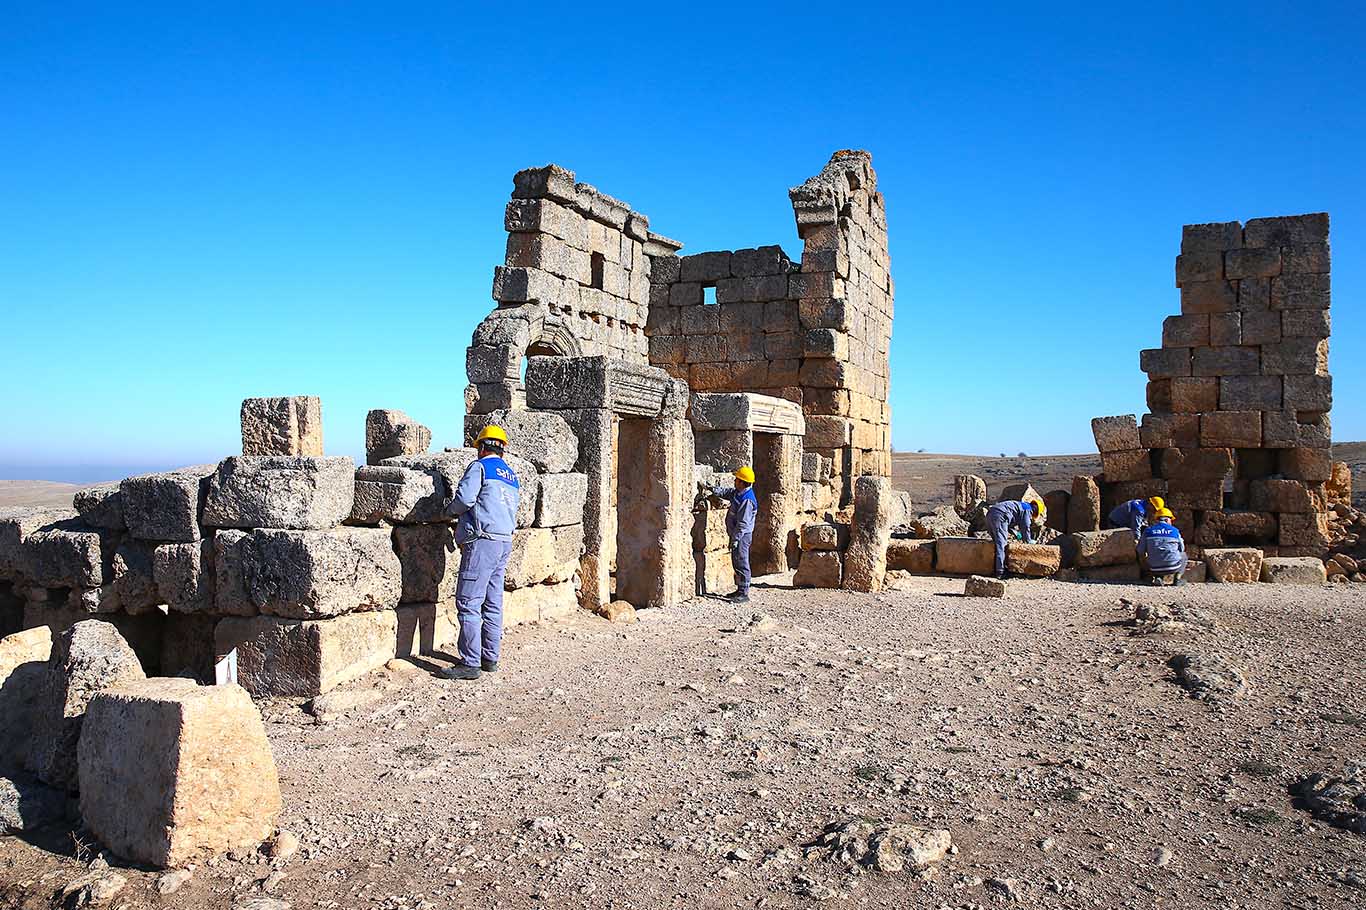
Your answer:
[793,550,842,588]
[1181,221,1242,253]
[215,528,401,619]
[694,430,753,473]
[1140,413,1200,450]
[536,473,589,528]
[1278,512,1330,548]
[801,522,847,551]
[548,524,584,583]
[153,541,215,613]
[72,486,125,531]
[1280,447,1332,483]
[464,409,579,473]
[887,538,934,573]
[0,509,75,579]
[394,450,539,530]
[23,523,111,589]
[77,679,281,868]
[392,524,458,604]
[214,610,399,697]
[1162,315,1209,347]
[964,575,1005,598]
[934,538,994,576]
[1068,476,1101,533]
[1260,557,1327,584]
[1261,338,1328,376]
[524,356,674,418]
[1169,377,1219,413]
[1243,213,1328,248]
[111,540,160,615]
[1200,412,1262,448]
[953,475,987,517]
[202,456,355,531]
[0,627,52,772]
[120,470,211,543]
[501,580,578,625]
[1281,309,1331,339]
[1219,376,1282,411]
[842,477,892,593]
[1091,416,1140,453]
[1270,273,1330,310]
[1140,347,1192,378]
[1155,447,1235,480]
[1192,346,1260,377]
[506,528,556,589]
[30,621,146,791]
[240,396,323,457]
[1006,543,1060,577]
[1282,375,1332,412]
[1069,529,1136,568]
[365,409,431,464]
[1100,450,1151,483]
[1224,247,1281,280]
[1203,548,1263,583]
[689,392,805,435]
[1180,280,1236,315]
[350,465,445,525]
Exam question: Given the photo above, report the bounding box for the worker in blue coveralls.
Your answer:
[710,466,758,603]
[440,424,519,681]
[985,499,1041,580]
[1107,495,1166,538]
[1136,507,1187,586]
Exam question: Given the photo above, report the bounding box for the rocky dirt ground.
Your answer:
[2,574,1364,908]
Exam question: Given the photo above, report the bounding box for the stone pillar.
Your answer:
[752,433,802,575]
[615,416,694,609]
[842,476,892,593]
[559,408,615,613]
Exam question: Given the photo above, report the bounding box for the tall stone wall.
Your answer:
[1092,213,1334,554]
[644,151,895,503]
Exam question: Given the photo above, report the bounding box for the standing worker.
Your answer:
[1136,507,1187,586]
[986,499,1041,580]
[710,466,757,603]
[441,425,520,681]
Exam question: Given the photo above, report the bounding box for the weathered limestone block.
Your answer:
[887,539,934,574]
[1260,557,1327,584]
[202,456,354,531]
[694,430,753,473]
[547,524,584,583]
[464,409,579,473]
[215,528,401,619]
[1091,416,1140,453]
[1282,375,1332,412]
[1200,411,1262,449]
[0,627,52,772]
[689,392,805,435]
[842,477,891,593]
[505,528,556,590]
[1326,462,1352,508]
[1279,513,1331,549]
[392,524,458,604]
[801,523,847,551]
[793,551,842,588]
[911,506,968,540]
[395,602,457,658]
[23,524,110,589]
[801,453,827,483]
[365,409,432,464]
[536,473,589,528]
[350,465,444,525]
[524,356,675,418]
[393,450,539,529]
[614,416,695,609]
[1069,529,1136,568]
[1101,450,1152,483]
[214,610,399,697]
[111,540,160,615]
[72,486,125,531]
[964,575,1005,598]
[1264,411,1332,449]
[1155,446,1235,480]
[240,396,323,457]
[1280,447,1332,483]
[1203,548,1263,583]
[502,580,578,625]
[1006,543,1061,577]
[1043,490,1069,534]
[30,621,146,791]
[77,678,281,868]
[120,470,211,543]
[1249,479,1327,514]
[935,538,995,576]
[953,475,987,517]
[1068,476,1101,533]
[0,509,75,579]
[153,542,215,613]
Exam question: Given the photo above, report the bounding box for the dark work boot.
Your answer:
[726,591,750,603]
[481,660,500,673]
[439,664,481,681]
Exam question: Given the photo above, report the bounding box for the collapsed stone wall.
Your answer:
[1090,213,1335,557]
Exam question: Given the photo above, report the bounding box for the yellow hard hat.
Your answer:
[476,424,508,446]
[1030,498,1045,516]
[1156,507,1175,520]
[734,466,755,484]
[1148,496,1166,513]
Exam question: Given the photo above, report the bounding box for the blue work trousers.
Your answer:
[454,537,512,669]
[731,532,752,596]
[987,514,1011,578]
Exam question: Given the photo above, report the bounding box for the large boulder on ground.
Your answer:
[365,409,432,464]
[0,627,53,771]
[78,678,281,868]
[911,506,968,540]
[29,621,146,791]
[1066,529,1136,568]
[202,456,355,531]
[793,551,842,588]
[887,539,934,574]
[934,538,994,576]
[953,475,987,517]
[1005,543,1061,577]
[215,528,402,618]
[120,470,212,542]
[1260,556,1327,584]
[464,409,579,473]
[843,477,892,593]
[1203,548,1264,583]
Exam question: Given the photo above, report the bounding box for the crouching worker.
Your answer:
[710,466,757,603]
[985,499,1040,580]
[440,425,520,681]
[1108,495,1165,538]
[1137,507,1187,586]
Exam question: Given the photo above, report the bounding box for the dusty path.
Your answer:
[3,576,1364,908]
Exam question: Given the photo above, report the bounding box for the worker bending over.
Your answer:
[441,425,520,681]
[1108,495,1165,538]
[986,499,1041,580]
[1136,508,1187,586]
[710,466,757,603]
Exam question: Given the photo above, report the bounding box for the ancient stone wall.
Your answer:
[1092,213,1334,555]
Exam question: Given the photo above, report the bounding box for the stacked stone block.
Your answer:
[466,164,658,414]
[1093,213,1334,558]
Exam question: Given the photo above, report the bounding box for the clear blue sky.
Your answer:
[2,3,1362,482]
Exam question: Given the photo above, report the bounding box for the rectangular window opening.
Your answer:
[702,285,717,305]
[590,252,605,290]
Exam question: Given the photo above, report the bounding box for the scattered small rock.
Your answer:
[267,830,300,862]
[598,600,638,623]
[1291,762,1366,834]
[60,871,126,907]
[0,773,65,832]
[1151,846,1173,867]
[156,869,193,895]
[1169,653,1246,701]
[965,575,1005,598]
[986,877,1020,900]
[807,819,951,873]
